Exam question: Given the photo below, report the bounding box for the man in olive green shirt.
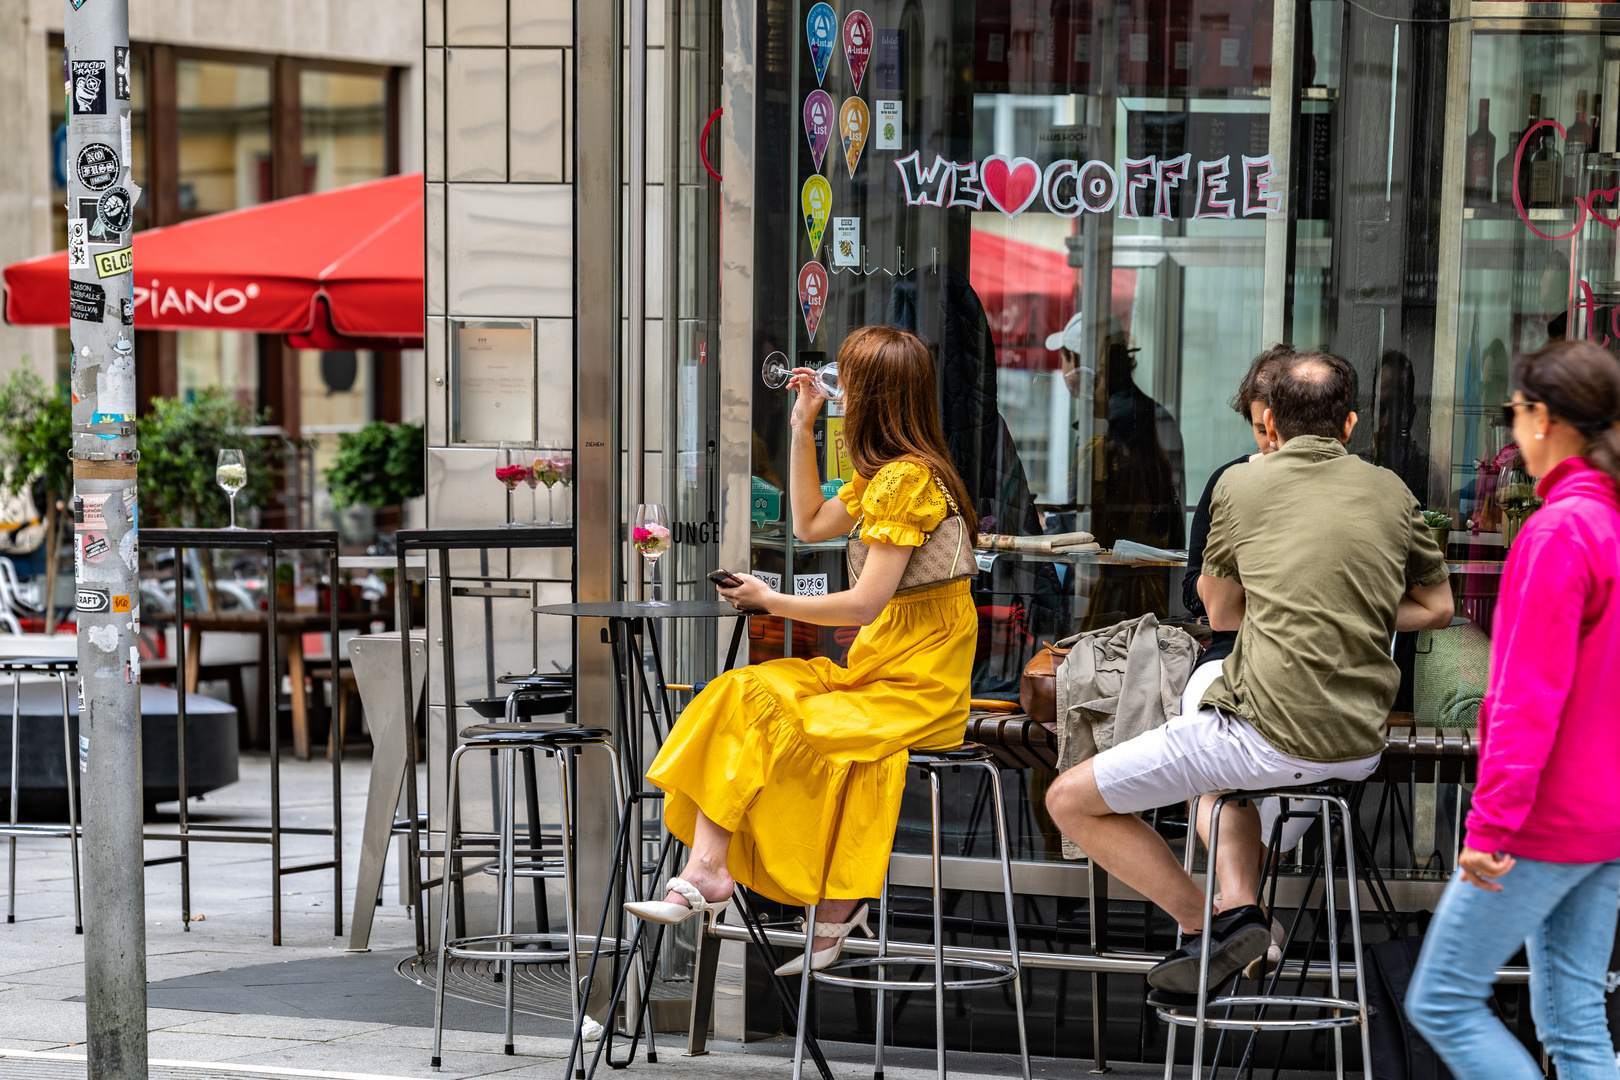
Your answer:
[1046,352,1454,994]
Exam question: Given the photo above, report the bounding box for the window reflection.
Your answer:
[300,70,389,193]
[177,59,272,214]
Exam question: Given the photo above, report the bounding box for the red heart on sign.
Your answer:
[981,155,1042,218]
[1587,187,1620,230]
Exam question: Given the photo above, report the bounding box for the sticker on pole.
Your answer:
[67,218,90,271]
[71,60,107,116]
[97,188,134,235]
[114,47,130,100]
[798,261,828,341]
[77,588,110,613]
[843,11,874,90]
[804,90,833,173]
[69,280,105,324]
[801,175,831,252]
[80,531,110,565]
[76,144,120,191]
[806,3,837,86]
[840,97,870,176]
[94,247,132,279]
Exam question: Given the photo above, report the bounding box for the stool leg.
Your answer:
[1320,801,1343,1080]
[431,745,469,1069]
[1189,795,1228,1080]
[8,670,19,924]
[1165,798,1202,1080]
[874,875,889,1080]
[555,749,584,1056]
[983,764,1031,1080]
[59,671,82,934]
[927,767,947,1079]
[502,746,517,1055]
[1331,795,1374,1080]
[791,903,819,1080]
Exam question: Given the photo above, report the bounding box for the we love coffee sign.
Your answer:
[894,150,1283,219]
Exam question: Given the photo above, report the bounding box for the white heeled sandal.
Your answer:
[623,876,731,928]
[773,903,874,977]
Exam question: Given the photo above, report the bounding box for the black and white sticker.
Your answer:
[79,197,117,244]
[71,60,107,116]
[77,587,110,613]
[114,47,130,100]
[69,279,106,324]
[97,187,133,234]
[120,295,134,325]
[67,217,90,270]
[76,143,119,191]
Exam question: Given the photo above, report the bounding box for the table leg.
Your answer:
[288,635,310,761]
[185,626,202,693]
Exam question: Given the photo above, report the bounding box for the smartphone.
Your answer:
[707,568,744,588]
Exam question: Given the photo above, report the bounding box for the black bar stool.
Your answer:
[791,742,1032,1080]
[430,717,624,1071]
[1156,782,1372,1080]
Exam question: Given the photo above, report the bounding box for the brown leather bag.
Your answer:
[1019,641,1072,726]
[846,471,975,595]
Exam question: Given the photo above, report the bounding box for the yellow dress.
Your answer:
[646,461,978,905]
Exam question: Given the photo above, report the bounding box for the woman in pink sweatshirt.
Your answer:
[1408,339,1620,1080]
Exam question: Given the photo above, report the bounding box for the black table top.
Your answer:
[139,528,339,551]
[532,601,748,620]
[395,526,573,551]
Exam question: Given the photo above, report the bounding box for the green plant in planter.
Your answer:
[138,391,283,528]
[324,421,426,510]
[0,370,74,629]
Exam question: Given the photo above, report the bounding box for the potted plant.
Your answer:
[137,391,282,528]
[324,421,426,513]
[1421,509,1453,556]
[0,371,73,631]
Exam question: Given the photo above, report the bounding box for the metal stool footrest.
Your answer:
[814,954,1016,992]
[1157,993,1366,1032]
[480,858,567,878]
[444,932,633,964]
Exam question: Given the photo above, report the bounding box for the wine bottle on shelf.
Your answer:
[1529,109,1563,209]
[1594,93,1604,154]
[1565,89,1592,201]
[1511,93,1540,208]
[1467,98,1496,206]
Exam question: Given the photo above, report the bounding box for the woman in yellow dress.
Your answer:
[625,325,980,974]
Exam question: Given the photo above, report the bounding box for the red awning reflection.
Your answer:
[969,227,1136,371]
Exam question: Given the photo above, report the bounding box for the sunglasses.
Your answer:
[1501,400,1540,428]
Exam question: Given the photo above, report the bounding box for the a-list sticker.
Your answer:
[804,90,833,173]
[802,174,832,252]
[839,97,870,176]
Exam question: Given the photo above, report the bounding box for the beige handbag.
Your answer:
[846,470,975,595]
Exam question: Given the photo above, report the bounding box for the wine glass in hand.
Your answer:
[632,504,673,607]
[216,449,247,530]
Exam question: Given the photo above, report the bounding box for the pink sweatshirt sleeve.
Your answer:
[1464,526,1590,855]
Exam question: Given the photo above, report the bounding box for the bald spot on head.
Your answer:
[1269,351,1358,442]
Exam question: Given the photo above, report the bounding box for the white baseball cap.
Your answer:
[1044,312,1084,354]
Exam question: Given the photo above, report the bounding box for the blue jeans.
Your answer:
[1408,855,1620,1080]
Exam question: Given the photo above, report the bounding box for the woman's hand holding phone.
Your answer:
[715,572,773,614]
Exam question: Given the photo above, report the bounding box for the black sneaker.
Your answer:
[1146,905,1272,995]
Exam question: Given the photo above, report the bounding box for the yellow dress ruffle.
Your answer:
[647,462,976,905]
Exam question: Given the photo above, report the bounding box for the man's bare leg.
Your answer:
[1194,794,1266,912]
[1045,759,1210,934]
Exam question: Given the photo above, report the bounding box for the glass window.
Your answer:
[300,349,376,539]
[176,59,272,215]
[300,69,389,193]
[177,330,259,410]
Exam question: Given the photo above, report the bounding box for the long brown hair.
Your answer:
[1514,340,1620,494]
[838,326,979,543]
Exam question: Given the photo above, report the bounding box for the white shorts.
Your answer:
[1091,662,1381,815]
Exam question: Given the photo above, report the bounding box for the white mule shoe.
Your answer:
[774,903,873,977]
[624,877,731,927]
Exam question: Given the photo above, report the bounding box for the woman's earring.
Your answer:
[1535,432,1545,440]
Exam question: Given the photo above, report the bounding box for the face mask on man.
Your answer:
[1062,359,1093,400]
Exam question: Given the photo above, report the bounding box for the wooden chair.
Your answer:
[308,664,362,760]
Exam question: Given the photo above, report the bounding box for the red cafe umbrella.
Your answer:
[3,173,423,350]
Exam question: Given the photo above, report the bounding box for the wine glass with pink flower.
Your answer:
[495,441,530,528]
[632,504,672,607]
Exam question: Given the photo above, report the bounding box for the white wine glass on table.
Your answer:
[632,503,672,607]
[216,449,247,530]
[523,443,546,527]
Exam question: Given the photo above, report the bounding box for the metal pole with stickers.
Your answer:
[65,0,148,1076]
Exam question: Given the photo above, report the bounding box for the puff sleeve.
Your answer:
[850,461,949,547]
